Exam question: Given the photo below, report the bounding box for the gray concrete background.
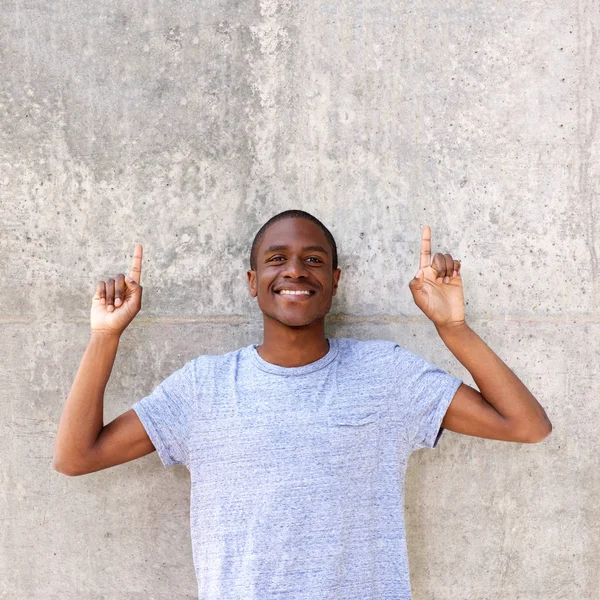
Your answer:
[1,0,598,598]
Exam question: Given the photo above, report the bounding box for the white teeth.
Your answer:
[279,290,311,295]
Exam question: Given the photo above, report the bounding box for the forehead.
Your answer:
[258,218,330,252]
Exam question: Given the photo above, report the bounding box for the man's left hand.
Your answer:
[408,225,466,329]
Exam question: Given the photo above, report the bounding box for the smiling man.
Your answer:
[53,209,552,599]
[247,213,341,367]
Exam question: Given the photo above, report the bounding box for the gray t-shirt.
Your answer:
[132,337,462,600]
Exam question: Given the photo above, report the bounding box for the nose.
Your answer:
[282,256,308,278]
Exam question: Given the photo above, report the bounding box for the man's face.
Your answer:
[247,218,342,328]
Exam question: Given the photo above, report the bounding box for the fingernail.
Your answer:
[101,298,105,304]
[453,270,457,277]
[444,276,450,283]
[415,269,423,279]
[115,298,121,307]
[108,305,113,312]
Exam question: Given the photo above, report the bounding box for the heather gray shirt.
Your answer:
[132,337,462,600]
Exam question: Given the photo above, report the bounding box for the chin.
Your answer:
[276,314,318,327]
[282,318,319,328]
[262,308,326,328]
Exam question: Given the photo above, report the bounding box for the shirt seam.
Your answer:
[248,338,340,376]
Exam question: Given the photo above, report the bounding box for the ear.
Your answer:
[247,270,257,298]
[332,268,341,296]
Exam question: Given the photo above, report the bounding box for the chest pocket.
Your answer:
[326,410,380,479]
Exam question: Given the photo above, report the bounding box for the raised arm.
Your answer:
[408,226,552,443]
[52,244,153,476]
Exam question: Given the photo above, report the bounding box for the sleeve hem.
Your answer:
[132,402,175,468]
[425,377,463,450]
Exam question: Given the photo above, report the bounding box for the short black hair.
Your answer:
[249,210,338,271]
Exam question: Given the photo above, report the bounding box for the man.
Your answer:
[53,209,552,599]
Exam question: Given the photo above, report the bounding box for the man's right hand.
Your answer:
[90,244,143,337]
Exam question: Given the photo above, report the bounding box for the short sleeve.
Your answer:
[391,344,462,453]
[132,359,196,468]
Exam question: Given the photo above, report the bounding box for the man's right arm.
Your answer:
[53,243,152,476]
[52,332,155,476]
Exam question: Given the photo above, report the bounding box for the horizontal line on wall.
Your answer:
[0,314,599,325]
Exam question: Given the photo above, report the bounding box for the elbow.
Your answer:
[525,420,553,444]
[52,459,70,475]
[52,451,66,474]
[52,443,89,476]
[52,457,81,477]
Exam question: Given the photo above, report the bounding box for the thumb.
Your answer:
[409,269,424,292]
[125,275,142,293]
[124,276,143,312]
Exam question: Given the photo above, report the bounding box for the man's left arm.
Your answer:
[436,321,552,443]
[408,225,552,444]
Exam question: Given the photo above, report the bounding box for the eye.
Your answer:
[268,256,322,263]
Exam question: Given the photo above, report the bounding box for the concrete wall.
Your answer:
[2,0,598,597]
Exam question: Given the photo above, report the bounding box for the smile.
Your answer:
[274,290,316,299]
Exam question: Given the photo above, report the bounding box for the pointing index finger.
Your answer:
[420,225,431,270]
[129,243,143,284]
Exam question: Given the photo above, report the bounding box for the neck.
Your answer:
[256,318,330,367]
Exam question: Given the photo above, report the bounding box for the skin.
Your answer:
[54,219,551,477]
[91,244,144,335]
[409,225,552,442]
[246,218,341,367]
[247,219,552,443]
[53,246,148,476]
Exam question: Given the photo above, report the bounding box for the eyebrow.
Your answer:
[263,244,329,255]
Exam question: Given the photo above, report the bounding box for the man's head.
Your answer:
[247,210,341,328]
[249,210,338,272]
